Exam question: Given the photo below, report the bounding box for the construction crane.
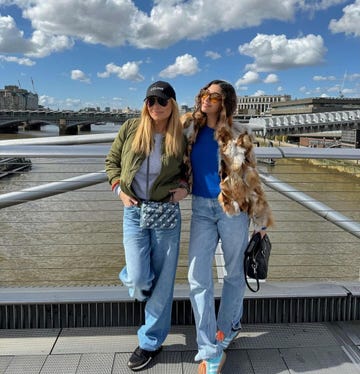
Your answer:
[31,77,37,94]
[339,70,347,98]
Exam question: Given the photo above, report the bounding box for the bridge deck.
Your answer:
[1,321,360,373]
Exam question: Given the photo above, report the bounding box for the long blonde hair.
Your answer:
[131,98,183,157]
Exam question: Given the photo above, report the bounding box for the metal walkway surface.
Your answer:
[1,322,360,373]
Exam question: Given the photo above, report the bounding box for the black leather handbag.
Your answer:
[244,232,272,292]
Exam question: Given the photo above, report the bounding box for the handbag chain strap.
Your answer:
[146,156,150,201]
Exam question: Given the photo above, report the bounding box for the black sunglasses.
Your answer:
[146,96,169,107]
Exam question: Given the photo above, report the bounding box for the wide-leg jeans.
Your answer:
[188,195,249,361]
[120,205,181,351]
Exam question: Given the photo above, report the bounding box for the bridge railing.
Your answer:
[0,110,136,135]
[249,109,360,137]
[0,134,359,328]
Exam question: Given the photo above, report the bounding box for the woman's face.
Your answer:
[200,84,223,116]
[146,96,172,123]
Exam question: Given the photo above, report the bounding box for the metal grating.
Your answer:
[0,295,359,329]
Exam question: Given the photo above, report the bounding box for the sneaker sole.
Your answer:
[128,347,162,372]
[128,356,152,371]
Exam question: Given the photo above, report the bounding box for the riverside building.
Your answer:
[0,85,38,110]
[270,97,360,115]
[236,94,291,117]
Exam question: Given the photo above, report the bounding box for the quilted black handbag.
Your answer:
[139,156,179,230]
[140,201,179,229]
[244,232,272,292]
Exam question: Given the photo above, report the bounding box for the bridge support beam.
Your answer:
[59,119,78,136]
[79,124,91,132]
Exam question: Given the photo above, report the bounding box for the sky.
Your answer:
[0,0,360,111]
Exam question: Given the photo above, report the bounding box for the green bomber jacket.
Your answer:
[105,118,188,202]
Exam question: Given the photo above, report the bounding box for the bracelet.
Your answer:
[113,185,121,196]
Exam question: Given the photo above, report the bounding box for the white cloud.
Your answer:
[0,0,352,86]
[0,54,35,65]
[0,0,307,57]
[235,71,260,88]
[329,0,360,37]
[65,98,82,107]
[22,0,139,47]
[205,50,221,60]
[0,14,32,53]
[253,90,266,96]
[0,14,73,58]
[28,30,74,58]
[327,85,342,92]
[313,75,337,81]
[341,87,357,94]
[71,69,90,83]
[263,73,279,84]
[39,94,56,107]
[97,61,144,82]
[300,0,348,12]
[225,48,234,56]
[347,73,360,81]
[0,0,348,60]
[239,33,327,72]
[129,0,297,48]
[159,54,200,78]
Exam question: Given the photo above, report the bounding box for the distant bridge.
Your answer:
[248,109,360,138]
[0,110,135,135]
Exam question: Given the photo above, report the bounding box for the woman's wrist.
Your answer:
[178,182,190,194]
[180,187,189,196]
[254,225,267,232]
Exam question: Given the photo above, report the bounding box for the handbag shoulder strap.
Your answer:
[244,255,260,292]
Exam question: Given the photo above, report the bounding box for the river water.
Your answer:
[0,124,359,287]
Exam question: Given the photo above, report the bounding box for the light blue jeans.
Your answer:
[120,204,181,351]
[188,195,249,361]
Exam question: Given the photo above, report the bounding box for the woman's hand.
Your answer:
[119,191,139,207]
[259,229,267,238]
[169,187,188,203]
[253,228,267,239]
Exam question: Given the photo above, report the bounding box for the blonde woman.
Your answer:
[106,81,189,371]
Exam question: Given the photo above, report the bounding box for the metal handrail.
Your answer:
[1,139,359,238]
[260,173,360,239]
[1,131,359,163]
[0,171,106,209]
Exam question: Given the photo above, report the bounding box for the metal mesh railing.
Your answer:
[0,136,359,288]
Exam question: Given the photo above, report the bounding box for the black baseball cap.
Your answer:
[145,81,176,101]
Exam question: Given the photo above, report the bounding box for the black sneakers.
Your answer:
[127,345,162,371]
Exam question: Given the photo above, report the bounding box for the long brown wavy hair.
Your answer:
[193,79,237,128]
[131,98,183,157]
